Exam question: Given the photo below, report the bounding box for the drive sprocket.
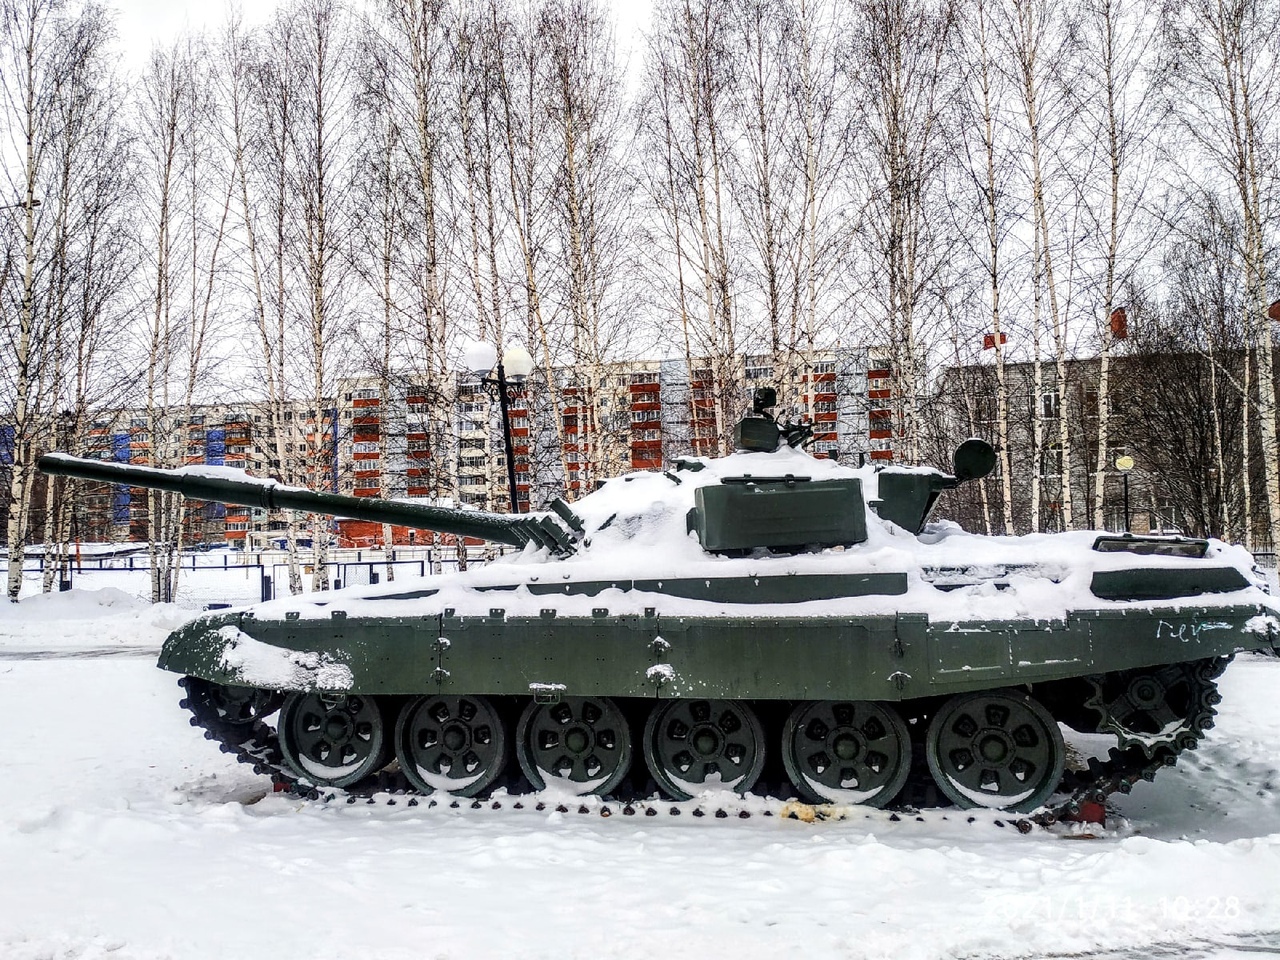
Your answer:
[1084,659,1223,759]
[1034,656,1228,826]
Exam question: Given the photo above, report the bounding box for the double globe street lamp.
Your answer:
[464,340,535,514]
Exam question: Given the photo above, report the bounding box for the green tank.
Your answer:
[38,392,1279,821]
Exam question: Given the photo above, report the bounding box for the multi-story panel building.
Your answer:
[73,400,335,549]
[33,346,893,547]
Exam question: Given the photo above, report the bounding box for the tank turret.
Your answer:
[716,386,998,542]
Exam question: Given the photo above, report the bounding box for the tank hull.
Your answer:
[161,599,1277,700]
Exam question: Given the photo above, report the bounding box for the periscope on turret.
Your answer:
[37,389,1279,820]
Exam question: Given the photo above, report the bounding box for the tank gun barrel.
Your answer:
[38,452,579,556]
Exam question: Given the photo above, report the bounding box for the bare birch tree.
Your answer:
[853,0,956,463]
[36,2,133,591]
[1161,0,1280,549]
[640,0,741,455]
[1,0,57,599]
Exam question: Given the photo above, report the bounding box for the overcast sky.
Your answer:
[112,0,271,67]
[111,0,652,72]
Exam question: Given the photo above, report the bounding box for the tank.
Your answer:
[38,389,1280,823]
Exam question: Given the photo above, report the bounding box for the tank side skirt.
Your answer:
[157,603,1274,700]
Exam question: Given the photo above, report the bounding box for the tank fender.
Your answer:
[158,610,447,693]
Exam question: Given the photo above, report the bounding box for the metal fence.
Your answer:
[17,550,483,608]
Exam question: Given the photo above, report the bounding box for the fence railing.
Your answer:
[16,551,484,608]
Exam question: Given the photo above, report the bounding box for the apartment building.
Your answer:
[329,346,887,520]
[76,401,337,548]
[28,346,891,547]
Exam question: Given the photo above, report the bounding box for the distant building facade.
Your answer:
[31,346,898,547]
[931,349,1259,543]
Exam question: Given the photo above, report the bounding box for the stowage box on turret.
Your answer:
[39,389,1280,820]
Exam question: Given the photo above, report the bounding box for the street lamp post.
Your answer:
[466,341,535,514]
[1115,455,1135,532]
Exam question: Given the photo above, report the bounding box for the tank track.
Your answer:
[177,656,1227,832]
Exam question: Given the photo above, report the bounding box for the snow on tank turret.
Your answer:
[38,388,1280,822]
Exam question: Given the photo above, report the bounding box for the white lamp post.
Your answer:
[466,340,535,513]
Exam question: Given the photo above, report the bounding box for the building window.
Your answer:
[1040,443,1063,477]
[1041,391,1061,419]
[631,409,660,423]
[352,442,379,454]
[354,388,378,400]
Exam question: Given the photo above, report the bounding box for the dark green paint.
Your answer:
[156,602,1276,700]
[691,477,868,551]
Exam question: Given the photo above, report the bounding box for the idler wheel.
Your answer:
[643,699,765,801]
[925,690,1065,813]
[516,696,631,795]
[396,694,508,797]
[782,700,911,807]
[278,691,391,788]
[183,677,282,726]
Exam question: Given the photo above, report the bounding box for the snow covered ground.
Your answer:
[2,591,1279,960]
